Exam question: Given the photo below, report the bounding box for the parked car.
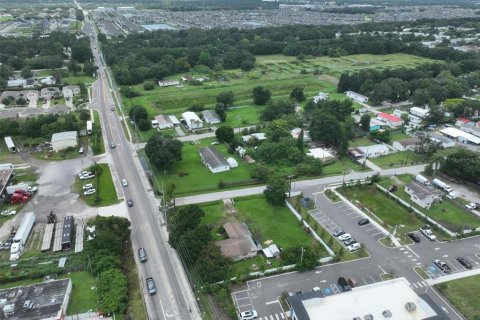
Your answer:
[79,147,84,154]
[434,259,451,273]
[122,179,128,187]
[407,232,421,243]
[146,277,157,295]
[84,188,96,196]
[347,243,361,252]
[83,183,94,191]
[337,277,351,292]
[240,310,258,320]
[110,106,115,111]
[387,185,397,192]
[338,233,351,241]
[332,230,345,237]
[127,199,134,207]
[465,203,477,210]
[456,257,472,269]
[138,247,147,263]
[0,209,17,216]
[344,238,357,246]
[347,278,358,288]
[420,226,436,241]
[312,287,321,292]
[358,218,370,226]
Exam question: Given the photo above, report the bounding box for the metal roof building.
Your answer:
[202,110,221,124]
[50,131,78,152]
[199,146,230,173]
[61,216,74,250]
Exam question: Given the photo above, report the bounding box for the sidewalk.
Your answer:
[364,159,382,171]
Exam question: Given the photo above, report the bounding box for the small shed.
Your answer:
[227,157,238,168]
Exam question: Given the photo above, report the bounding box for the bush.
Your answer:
[137,118,151,131]
[143,82,155,90]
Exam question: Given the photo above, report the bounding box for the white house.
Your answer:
[290,128,311,142]
[158,80,180,87]
[392,138,419,152]
[154,114,175,129]
[202,110,221,124]
[404,181,443,210]
[312,92,329,103]
[242,133,266,143]
[226,157,238,168]
[182,111,203,131]
[355,144,390,158]
[40,76,56,85]
[199,146,230,173]
[410,107,429,118]
[376,112,404,128]
[19,90,39,102]
[51,131,78,152]
[440,127,480,145]
[306,148,334,163]
[40,87,61,100]
[346,90,368,103]
[62,85,81,98]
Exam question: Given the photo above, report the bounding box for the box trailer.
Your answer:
[6,183,37,195]
[86,121,92,135]
[4,136,16,153]
[10,211,35,261]
[415,175,430,185]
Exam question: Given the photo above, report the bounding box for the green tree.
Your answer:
[264,177,288,205]
[360,114,371,132]
[20,66,33,79]
[215,126,234,143]
[196,243,231,283]
[253,86,271,105]
[261,99,295,121]
[216,91,235,107]
[265,119,290,142]
[97,268,128,314]
[168,205,205,247]
[309,111,344,147]
[249,164,273,182]
[129,105,148,122]
[145,134,183,171]
[215,103,227,122]
[290,86,306,102]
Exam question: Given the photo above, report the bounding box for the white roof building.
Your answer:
[312,92,329,103]
[202,110,221,124]
[51,131,78,152]
[288,277,437,320]
[290,128,311,141]
[306,148,334,163]
[440,127,480,145]
[346,90,368,103]
[7,79,27,88]
[182,111,203,131]
[226,157,238,168]
[242,133,267,143]
[356,144,390,158]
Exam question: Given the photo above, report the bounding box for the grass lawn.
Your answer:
[64,271,98,314]
[62,75,96,85]
[223,105,265,129]
[147,139,253,196]
[389,132,411,142]
[74,164,118,207]
[436,275,480,320]
[379,175,480,231]
[322,158,368,175]
[349,137,376,147]
[341,184,424,233]
[92,111,105,155]
[370,151,425,168]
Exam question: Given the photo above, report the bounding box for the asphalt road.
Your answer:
[80,10,201,320]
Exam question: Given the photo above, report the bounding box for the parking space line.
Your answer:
[275,314,280,320]
[270,315,274,320]
[411,282,418,288]
[280,313,285,319]
[235,296,251,301]
[237,303,253,308]
[370,231,384,237]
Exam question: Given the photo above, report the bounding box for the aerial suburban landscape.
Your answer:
[1,0,480,319]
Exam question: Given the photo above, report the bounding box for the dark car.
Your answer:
[407,232,421,243]
[146,277,157,295]
[338,277,351,292]
[456,257,472,269]
[434,259,452,274]
[138,247,147,263]
[347,278,358,288]
[358,218,370,226]
[332,230,345,237]
[127,199,134,207]
[387,185,397,192]
[110,106,115,111]
[110,142,116,148]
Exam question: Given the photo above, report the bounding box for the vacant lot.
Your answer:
[370,151,424,168]
[436,275,480,320]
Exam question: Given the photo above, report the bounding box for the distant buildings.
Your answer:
[346,91,368,104]
[306,148,334,163]
[158,80,180,87]
[152,114,180,129]
[392,138,419,152]
[376,112,404,128]
[202,110,221,124]
[349,144,390,159]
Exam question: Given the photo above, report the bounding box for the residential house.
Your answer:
[154,114,175,129]
[354,144,390,158]
[202,110,221,124]
[199,146,230,173]
[392,138,419,152]
[7,79,27,88]
[19,108,45,118]
[158,80,180,87]
[0,110,19,120]
[62,85,81,98]
[51,131,78,151]
[242,133,267,143]
[306,148,334,163]
[345,90,368,103]
[410,107,429,118]
[20,90,39,102]
[404,181,443,210]
[40,87,61,100]
[290,128,311,142]
[40,76,56,85]
[182,111,203,131]
[376,112,404,128]
[455,117,474,127]
[429,132,456,149]
[0,91,20,103]
[215,222,258,261]
[312,92,328,103]
[47,104,70,115]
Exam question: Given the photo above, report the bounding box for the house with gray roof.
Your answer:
[40,87,61,100]
[405,181,443,210]
[202,109,221,124]
[47,104,70,115]
[0,109,19,120]
[62,85,81,98]
[215,222,258,261]
[199,146,230,173]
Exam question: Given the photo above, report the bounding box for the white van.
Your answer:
[122,179,128,187]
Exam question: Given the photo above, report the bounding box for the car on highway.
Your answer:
[338,233,351,241]
[434,259,452,273]
[465,203,477,210]
[110,142,116,148]
[420,225,436,241]
[0,209,17,216]
[146,277,157,295]
[122,179,128,187]
[407,232,421,243]
[83,183,94,190]
[332,230,345,237]
[110,106,115,111]
[347,243,361,252]
[343,238,357,246]
[138,247,147,263]
[357,218,370,226]
[239,310,258,320]
[127,199,134,207]
[337,277,351,292]
[84,188,96,196]
[456,257,472,269]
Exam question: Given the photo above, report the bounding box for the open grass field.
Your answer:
[370,151,425,168]
[436,275,480,320]
[74,164,118,206]
[379,175,480,231]
[62,75,96,85]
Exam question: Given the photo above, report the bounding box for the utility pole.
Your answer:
[300,246,304,263]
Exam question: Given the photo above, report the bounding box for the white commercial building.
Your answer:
[288,277,437,320]
[356,144,390,158]
[440,127,480,145]
[51,131,78,152]
[182,111,203,131]
[345,90,368,103]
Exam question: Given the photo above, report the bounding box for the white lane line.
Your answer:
[265,300,278,305]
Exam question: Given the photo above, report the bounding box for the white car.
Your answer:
[122,179,128,187]
[0,209,17,216]
[80,174,95,180]
[420,228,436,241]
[83,183,94,191]
[338,233,351,241]
[84,188,96,196]
[347,243,361,252]
[78,171,89,178]
[465,203,477,210]
[240,310,258,320]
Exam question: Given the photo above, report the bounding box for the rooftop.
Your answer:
[215,222,258,261]
[288,277,437,320]
[0,278,71,320]
[199,146,229,169]
[395,137,419,147]
[51,131,77,143]
[0,166,14,196]
[202,110,221,124]
[378,112,402,123]
[406,181,443,200]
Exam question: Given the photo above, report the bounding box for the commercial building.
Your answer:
[345,90,368,103]
[405,181,443,210]
[51,131,78,152]
[182,111,203,131]
[215,222,258,261]
[202,110,221,124]
[440,127,480,145]
[199,146,230,173]
[288,277,437,320]
[0,278,72,320]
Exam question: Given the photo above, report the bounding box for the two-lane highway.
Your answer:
[80,8,201,320]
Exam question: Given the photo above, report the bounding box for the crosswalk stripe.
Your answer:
[280,313,285,319]
[421,281,427,287]
[275,314,280,320]
[412,283,418,288]
[417,282,423,288]
[270,315,274,320]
